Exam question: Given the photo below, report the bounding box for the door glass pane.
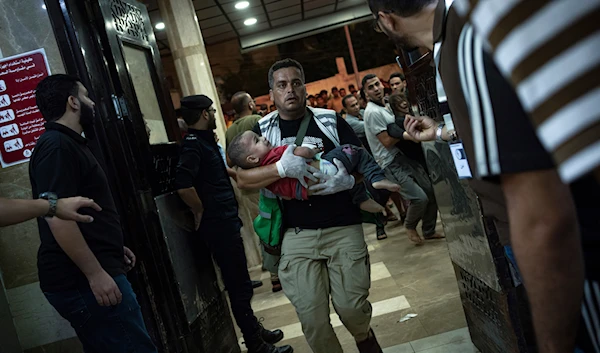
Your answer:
[122,44,169,144]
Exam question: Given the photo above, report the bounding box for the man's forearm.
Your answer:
[177,187,204,212]
[47,218,103,277]
[235,164,281,190]
[503,171,583,353]
[0,198,49,227]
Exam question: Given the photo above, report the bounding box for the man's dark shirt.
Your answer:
[174,128,240,233]
[252,112,363,229]
[29,122,124,292]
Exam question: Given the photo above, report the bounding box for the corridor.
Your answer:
[237,216,479,352]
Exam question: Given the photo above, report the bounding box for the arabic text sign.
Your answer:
[0,49,51,167]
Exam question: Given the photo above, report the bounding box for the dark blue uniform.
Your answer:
[174,128,259,338]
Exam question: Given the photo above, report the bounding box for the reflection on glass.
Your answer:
[122,44,169,144]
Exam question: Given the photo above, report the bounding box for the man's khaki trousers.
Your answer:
[278,224,372,353]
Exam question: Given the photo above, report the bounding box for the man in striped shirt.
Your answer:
[370,0,599,352]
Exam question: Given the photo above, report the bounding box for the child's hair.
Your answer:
[228,132,254,169]
[388,92,410,115]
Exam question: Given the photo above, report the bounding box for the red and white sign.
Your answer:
[0,49,51,168]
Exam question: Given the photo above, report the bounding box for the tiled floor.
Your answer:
[236,212,473,352]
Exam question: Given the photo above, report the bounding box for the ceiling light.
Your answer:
[195,15,198,21]
[155,22,165,30]
[42,4,46,9]
[235,1,250,9]
[244,18,257,26]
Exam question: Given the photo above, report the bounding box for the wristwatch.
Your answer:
[436,123,446,142]
[39,192,58,218]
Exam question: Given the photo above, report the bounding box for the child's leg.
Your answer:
[322,145,400,192]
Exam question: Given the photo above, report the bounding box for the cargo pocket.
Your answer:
[344,248,371,294]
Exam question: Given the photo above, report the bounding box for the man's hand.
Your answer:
[87,269,122,306]
[123,246,136,272]
[193,210,203,230]
[404,115,437,142]
[55,197,102,223]
[275,145,319,188]
[308,159,355,195]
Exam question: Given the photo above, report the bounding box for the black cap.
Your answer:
[180,95,213,111]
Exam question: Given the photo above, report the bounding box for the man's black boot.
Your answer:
[245,330,293,353]
[260,325,284,344]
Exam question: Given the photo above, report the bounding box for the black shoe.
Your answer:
[252,280,264,289]
[245,330,293,353]
[261,327,284,344]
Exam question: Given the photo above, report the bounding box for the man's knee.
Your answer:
[335,300,372,321]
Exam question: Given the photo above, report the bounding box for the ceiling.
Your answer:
[141,0,371,54]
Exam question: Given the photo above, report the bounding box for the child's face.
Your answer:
[245,131,272,164]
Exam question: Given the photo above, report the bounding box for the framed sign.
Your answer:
[0,48,51,167]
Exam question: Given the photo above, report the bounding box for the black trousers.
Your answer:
[200,219,259,339]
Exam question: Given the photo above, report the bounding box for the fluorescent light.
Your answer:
[235,1,250,9]
[155,22,165,30]
[244,18,257,26]
[42,4,46,9]
[195,15,198,21]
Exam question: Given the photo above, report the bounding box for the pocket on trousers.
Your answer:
[345,248,371,293]
[44,291,92,330]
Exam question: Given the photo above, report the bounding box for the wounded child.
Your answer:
[228,130,400,214]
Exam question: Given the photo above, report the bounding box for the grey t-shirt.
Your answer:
[345,114,365,138]
[364,101,400,169]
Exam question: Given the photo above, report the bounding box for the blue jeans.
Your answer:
[44,274,157,353]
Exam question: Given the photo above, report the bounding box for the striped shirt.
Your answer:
[453,0,600,184]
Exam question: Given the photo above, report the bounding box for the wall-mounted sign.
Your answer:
[0,48,51,168]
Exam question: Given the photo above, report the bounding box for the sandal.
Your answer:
[376,226,388,240]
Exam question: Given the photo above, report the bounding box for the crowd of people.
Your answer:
[0,0,597,353]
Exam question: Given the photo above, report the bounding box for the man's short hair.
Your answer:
[320,90,328,96]
[331,87,338,92]
[342,94,356,108]
[227,132,253,169]
[389,72,405,82]
[360,88,367,101]
[349,84,356,90]
[368,0,435,17]
[36,74,81,122]
[308,95,315,99]
[231,91,251,115]
[268,58,305,89]
[361,74,378,88]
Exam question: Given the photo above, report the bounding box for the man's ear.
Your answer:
[67,95,80,112]
[379,11,397,32]
[247,155,259,164]
[269,90,274,102]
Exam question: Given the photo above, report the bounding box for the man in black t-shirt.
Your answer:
[30,75,156,352]
[237,59,383,353]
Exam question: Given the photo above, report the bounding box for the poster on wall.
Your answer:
[0,48,51,168]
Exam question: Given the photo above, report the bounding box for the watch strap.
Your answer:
[436,123,446,142]
[39,192,58,218]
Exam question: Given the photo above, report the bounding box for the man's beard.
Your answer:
[251,107,258,114]
[80,102,95,129]
[381,25,419,51]
[208,116,217,130]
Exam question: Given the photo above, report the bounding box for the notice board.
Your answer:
[0,49,51,168]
